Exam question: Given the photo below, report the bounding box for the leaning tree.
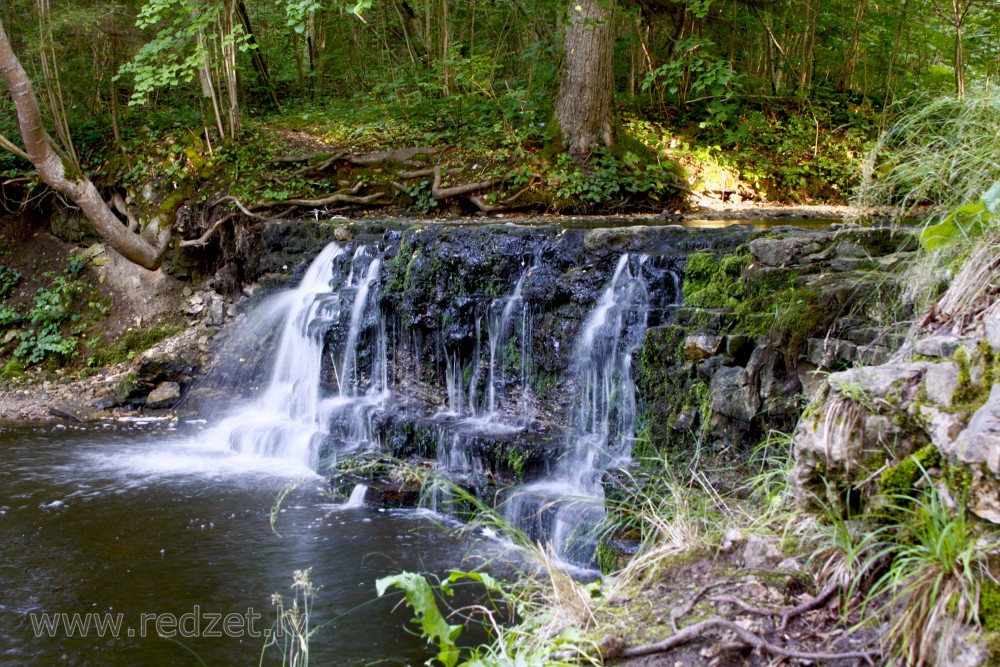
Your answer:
[0,18,174,270]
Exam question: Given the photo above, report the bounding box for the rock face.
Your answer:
[791,331,1000,524]
[635,225,913,465]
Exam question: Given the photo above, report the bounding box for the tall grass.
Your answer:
[867,478,997,666]
[856,89,1000,220]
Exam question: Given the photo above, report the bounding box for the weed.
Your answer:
[869,478,997,666]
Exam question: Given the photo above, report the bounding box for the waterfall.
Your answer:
[449,251,540,428]
[505,254,650,567]
[204,243,386,469]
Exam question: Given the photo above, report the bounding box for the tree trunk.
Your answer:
[0,19,172,271]
[553,0,615,155]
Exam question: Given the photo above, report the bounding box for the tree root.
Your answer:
[267,191,386,207]
[619,617,879,664]
[431,165,508,200]
[396,166,463,180]
[469,182,537,212]
[274,146,440,170]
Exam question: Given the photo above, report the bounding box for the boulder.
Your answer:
[923,362,960,406]
[709,366,759,423]
[146,382,182,409]
[684,334,721,360]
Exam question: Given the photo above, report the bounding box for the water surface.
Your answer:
[0,421,482,667]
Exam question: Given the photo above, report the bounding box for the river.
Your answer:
[0,420,485,666]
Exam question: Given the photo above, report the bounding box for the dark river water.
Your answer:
[0,420,489,667]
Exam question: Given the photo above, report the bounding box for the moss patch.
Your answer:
[878,444,941,498]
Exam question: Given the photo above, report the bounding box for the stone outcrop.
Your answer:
[635,225,914,467]
[791,331,1000,524]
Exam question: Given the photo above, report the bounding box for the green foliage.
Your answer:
[859,90,1000,220]
[544,149,679,206]
[85,324,185,368]
[376,572,463,667]
[117,0,253,106]
[920,180,1000,252]
[0,264,21,299]
[1,260,107,368]
[871,479,994,666]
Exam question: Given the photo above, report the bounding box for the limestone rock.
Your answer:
[916,405,966,451]
[709,366,759,423]
[807,337,856,368]
[950,385,1000,475]
[684,334,721,360]
[828,362,927,399]
[146,382,181,409]
[748,237,821,267]
[913,335,961,358]
[986,312,1000,350]
[742,534,782,570]
[923,362,960,406]
[333,226,353,242]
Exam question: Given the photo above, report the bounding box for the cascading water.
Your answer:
[505,254,651,567]
[204,243,386,469]
[445,251,540,428]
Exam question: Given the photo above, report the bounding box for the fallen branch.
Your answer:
[672,581,727,632]
[620,617,878,664]
[431,165,508,200]
[779,582,841,630]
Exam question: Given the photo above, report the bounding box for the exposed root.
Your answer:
[268,191,386,207]
[468,180,538,212]
[397,166,463,180]
[431,165,508,200]
[179,212,238,247]
[619,617,879,664]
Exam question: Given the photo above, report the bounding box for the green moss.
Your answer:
[1,359,25,378]
[952,346,992,411]
[596,538,626,575]
[944,464,973,497]
[879,445,941,497]
[980,579,1000,633]
[683,249,751,308]
[85,324,185,368]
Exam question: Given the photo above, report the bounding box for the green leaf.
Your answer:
[376,572,462,667]
[919,200,992,252]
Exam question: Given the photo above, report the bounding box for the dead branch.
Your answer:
[779,582,841,630]
[431,165,508,200]
[672,581,726,632]
[620,617,879,664]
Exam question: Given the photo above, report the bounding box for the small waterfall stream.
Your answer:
[505,254,651,566]
[205,243,386,469]
[202,237,669,569]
